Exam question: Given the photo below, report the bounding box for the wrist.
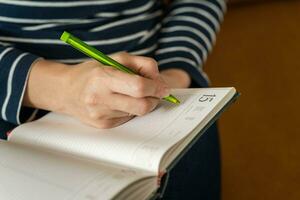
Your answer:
[23,59,72,113]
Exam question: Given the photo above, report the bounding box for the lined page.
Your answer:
[0,141,154,200]
[9,88,235,173]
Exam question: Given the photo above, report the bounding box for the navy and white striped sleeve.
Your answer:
[0,45,41,125]
[155,0,226,87]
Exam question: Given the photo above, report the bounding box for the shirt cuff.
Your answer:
[0,47,41,125]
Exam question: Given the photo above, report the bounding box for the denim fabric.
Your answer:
[161,123,221,200]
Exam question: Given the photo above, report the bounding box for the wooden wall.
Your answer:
[205,1,300,199]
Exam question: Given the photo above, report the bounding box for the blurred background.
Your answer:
[205,0,300,199]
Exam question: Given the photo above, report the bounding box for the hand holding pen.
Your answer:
[23,31,181,129]
[60,31,180,104]
[24,52,171,129]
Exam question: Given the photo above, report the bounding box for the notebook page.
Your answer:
[0,141,154,200]
[9,88,235,173]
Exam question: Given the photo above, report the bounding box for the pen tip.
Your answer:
[174,99,180,104]
[168,95,180,104]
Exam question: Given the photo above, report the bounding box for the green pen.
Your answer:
[60,31,180,104]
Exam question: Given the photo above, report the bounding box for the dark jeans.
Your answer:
[0,120,220,200]
[161,123,221,200]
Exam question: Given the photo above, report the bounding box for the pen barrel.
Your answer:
[62,32,135,74]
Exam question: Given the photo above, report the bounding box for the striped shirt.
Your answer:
[0,0,226,125]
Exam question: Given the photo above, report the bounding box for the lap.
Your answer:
[161,123,220,200]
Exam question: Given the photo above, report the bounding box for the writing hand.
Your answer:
[24,52,170,128]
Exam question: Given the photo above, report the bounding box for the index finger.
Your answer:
[102,67,169,98]
[110,52,160,80]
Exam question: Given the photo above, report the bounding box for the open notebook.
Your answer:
[0,87,238,200]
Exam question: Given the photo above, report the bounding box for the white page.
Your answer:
[9,88,235,173]
[0,141,154,200]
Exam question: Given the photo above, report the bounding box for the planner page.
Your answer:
[9,88,236,173]
[0,141,155,200]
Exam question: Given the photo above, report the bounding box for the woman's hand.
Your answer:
[23,52,170,128]
[160,68,191,88]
